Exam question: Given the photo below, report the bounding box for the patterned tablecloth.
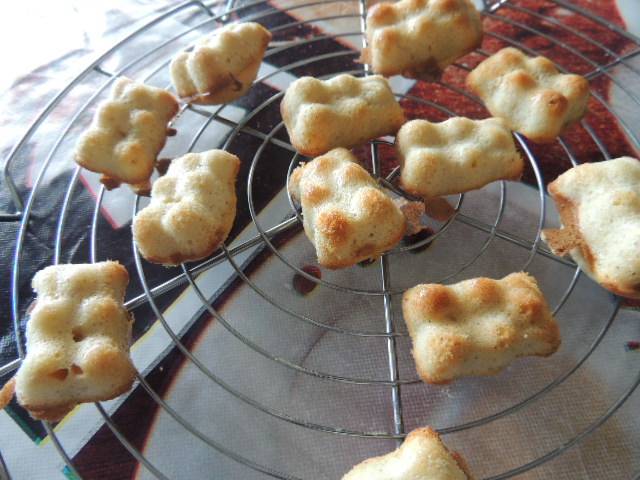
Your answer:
[0,1,639,479]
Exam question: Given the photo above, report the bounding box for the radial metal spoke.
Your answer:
[358,0,405,444]
[124,216,299,311]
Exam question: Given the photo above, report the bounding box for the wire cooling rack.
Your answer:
[1,0,640,478]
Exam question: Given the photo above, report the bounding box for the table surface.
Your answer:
[0,1,639,479]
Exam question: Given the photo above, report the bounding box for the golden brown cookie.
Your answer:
[74,77,179,192]
[542,157,640,299]
[403,272,561,384]
[342,427,473,479]
[281,74,405,156]
[289,148,406,268]
[363,0,482,80]
[466,47,589,143]
[0,262,136,421]
[170,22,271,104]
[397,117,523,198]
[133,150,240,266]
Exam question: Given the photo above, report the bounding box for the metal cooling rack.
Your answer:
[2,0,640,478]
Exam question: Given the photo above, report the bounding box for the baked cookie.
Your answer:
[289,148,406,269]
[342,427,473,480]
[397,117,523,198]
[133,150,240,265]
[542,157,640,299]
[363,0,482,80]
[0,262,136,421]
[170,22,271,104]
[403,272,561,384]
[75,77,179,192]
[281,74,405,156]
[466,47,590,143]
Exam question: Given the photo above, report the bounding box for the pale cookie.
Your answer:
[363,0,482,80]
[397,117,523,198]
[0,262,136,421]
[403,272,561,384]
[133,150,240,265]
[281,74,405,156]
[542,157,640,299]
[342,427,473,480]
[289,148,406,269]
[466,47,589,143]
[75,77,179,192]
[171,22,272,104]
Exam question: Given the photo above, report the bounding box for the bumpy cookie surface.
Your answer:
[363,0,482,79]
[75,77,179,191]
[133,150,240,265]
[342,427,473,480]
[171,22,271,104]
[403,272,561,384]
[281,74,405,156]
[542,157,640,299]
[397,117,523,198]
[0,262,135,421]
[466,47,589,143]
[289,148,406,269]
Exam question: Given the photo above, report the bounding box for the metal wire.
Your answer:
[479,31,640,150]
[1,0,624,402]
[503,3,640,79]
[0,0,214,221]
[242,83,512,296]
[486,11,640,108]
[130,197,416,439]
[487,362,640,480]
[0,448,9,480]
[4,0,640,478]
[358,0,405,445]
[439,300,620,435]
[91,190,298,480]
